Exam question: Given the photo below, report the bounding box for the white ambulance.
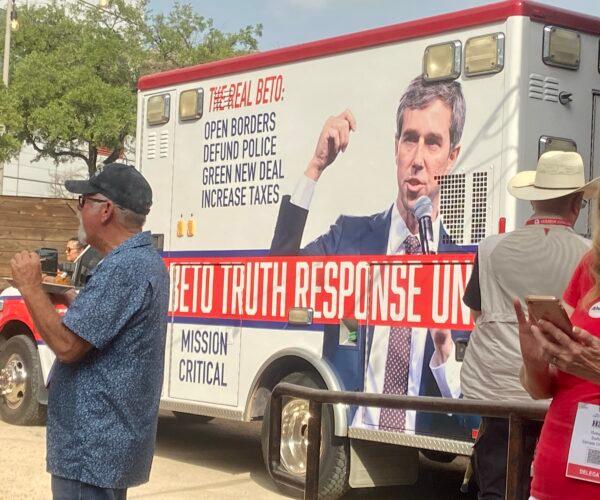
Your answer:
[1,0,600,497]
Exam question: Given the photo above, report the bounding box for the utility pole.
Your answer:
[1,0,14,195]
[2,0,13,86]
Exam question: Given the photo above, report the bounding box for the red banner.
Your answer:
[165,254,475,330]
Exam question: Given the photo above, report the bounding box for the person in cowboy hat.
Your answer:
[514,152,600,499]
[460,150,599,500]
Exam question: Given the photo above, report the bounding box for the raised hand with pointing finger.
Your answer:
[304,109,356,181]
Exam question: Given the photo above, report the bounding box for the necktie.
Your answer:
[379,234,420,431]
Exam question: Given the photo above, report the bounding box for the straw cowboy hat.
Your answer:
[507,151,600,201]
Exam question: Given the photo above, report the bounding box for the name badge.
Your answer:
[589,302,600,319]
[566,402,600,484]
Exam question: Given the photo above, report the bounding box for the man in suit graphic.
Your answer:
[270,75,474,438]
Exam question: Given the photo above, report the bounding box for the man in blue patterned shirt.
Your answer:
[10,163,169,500]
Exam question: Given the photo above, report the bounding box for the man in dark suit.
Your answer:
[271,75,476,439]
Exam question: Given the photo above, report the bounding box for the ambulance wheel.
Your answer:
[173,411,215,424]
[0,335,46,425]
[261,371,349,499]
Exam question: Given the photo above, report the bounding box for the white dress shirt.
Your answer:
[290,175,462,433]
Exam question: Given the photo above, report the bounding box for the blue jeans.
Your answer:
[51,476,127,500]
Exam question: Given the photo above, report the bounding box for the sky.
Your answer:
[146,0,600,51]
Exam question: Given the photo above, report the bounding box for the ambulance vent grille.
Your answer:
[146,131,169,160]
[438,173,465,245]
[528,74,559,102]
[470,171,488,244]
[159,131,169,158]
[543,77,559,102]
[529,74,544,99]
[437,171,489,246]
[147,132,157,159]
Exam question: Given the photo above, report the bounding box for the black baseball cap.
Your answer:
[65,163,152,215]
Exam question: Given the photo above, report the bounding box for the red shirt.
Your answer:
[531,253,600,499]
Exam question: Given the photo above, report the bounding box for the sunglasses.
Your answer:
[77,195,109,210]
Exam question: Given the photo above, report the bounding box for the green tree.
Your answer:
[1,0,261,177]
[142,2,262,73]
[0,86,22,163]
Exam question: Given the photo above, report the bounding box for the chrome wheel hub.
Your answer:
[280,398,322,476]
[0,354,27,409]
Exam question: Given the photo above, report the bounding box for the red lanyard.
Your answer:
[525,217,572,227]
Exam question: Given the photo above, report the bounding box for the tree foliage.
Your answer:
[0,86,22,163]
[0,0,262,176]
[142,2,261,73]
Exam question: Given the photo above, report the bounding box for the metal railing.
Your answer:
[268,383,548,500]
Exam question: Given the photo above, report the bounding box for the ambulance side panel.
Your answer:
[137,19,511,442]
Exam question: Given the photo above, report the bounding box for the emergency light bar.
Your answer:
[464,33,505,76]
[422,40,461,82]
[179,88,204,121]
[147,94,170,126]
[538,136,577,158]
[543,26,580,70]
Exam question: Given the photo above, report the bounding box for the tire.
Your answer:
[172,411,215,424]
[261,371,349,499]
[0,335,46,425]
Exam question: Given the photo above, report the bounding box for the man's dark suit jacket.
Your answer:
[270,195,478,440]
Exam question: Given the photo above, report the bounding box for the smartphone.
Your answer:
[525,295,573,334]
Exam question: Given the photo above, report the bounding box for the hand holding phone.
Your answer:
[525,295,573,336]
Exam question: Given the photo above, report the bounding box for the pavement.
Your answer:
[0,412,283,500]
[0,411,476,499]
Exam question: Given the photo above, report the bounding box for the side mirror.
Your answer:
[72,246,102,288]
[151,233,164,251]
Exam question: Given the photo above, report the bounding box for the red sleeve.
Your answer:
[563,253,593,308]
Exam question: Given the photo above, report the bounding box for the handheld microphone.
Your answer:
[412,196,434,254]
